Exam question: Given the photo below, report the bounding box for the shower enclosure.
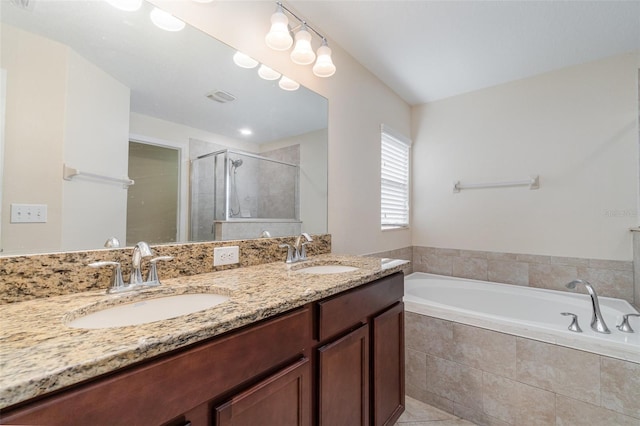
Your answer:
[190,149,301,241]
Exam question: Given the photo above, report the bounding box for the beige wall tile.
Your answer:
[601,357,640,419]
[516,338,601,405]
[487,260,529,286]
[453,402,510,426]
[427,355,484,410]
[550,256,589,267]
[453,324,516,379]
[528,263,578,291]
[459,249,490,259]
[405,313,454,359]
[576,267,634,303]
[486,252,518,261]
[420,253,454,275]
[406,347,427,394]
[588,259,633,271]
[482,372,555,425]
[420,391,456,415]
[515,253,551,264]
[556,395,639,426]
[453,256,488,280]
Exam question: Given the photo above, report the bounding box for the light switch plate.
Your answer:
[10,203,48,223]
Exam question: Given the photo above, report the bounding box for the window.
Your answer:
[381,124,411,230]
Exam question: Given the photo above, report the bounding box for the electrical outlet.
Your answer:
[213,246,239,266]
[10,203,48,223]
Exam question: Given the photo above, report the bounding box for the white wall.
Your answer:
[150,0,412,255]
[1,25,67,254]
[62,50,130,251]
[412,52,639,261]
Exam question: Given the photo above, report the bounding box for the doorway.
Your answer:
[126,141,179,245]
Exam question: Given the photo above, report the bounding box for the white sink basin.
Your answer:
[67,293,230,329]
[296,265,360,274]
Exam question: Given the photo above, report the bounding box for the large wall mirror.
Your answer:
[0,0,328,256]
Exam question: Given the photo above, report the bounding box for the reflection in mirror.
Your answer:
[0,0,328,256]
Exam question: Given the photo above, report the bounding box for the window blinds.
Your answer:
[381,125,410,229]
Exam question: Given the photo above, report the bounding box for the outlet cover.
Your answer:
[213,246,239,266]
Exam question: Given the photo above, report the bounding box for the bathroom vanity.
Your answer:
[0,256,406,426]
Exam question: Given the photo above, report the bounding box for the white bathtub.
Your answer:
[404,272,640,362]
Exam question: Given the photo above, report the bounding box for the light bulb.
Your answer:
[313,41,336,77]
[105,0,142,11]
[279,76,300,91]
[290,26,315,65]
[265,6,293,51]
[233,51,258,69]
[258,65,281,81]
[150,7,185,32]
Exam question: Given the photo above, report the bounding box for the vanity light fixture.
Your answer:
[265,3,293,51]
[278,76,300,91]
[290,24,315,65]
[233,51,259,69]
[105,0,142,12]
[258,64,282,81]
[150,7,186,32]
[265,2,336,78]
[312,39,336,77]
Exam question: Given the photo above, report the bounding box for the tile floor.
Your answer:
[394,396,476,426]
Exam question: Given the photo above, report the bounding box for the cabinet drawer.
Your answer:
[317,272,403,341]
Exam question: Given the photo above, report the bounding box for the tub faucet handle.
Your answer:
[561,312,583,333]
[616,313,640,333]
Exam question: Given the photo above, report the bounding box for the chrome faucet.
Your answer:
[565,279,610,334]
[295,233,313,261]
[279,233,313,263]
[89,242,173,293]
[130,242,153,285]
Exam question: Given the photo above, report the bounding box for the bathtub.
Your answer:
[403,272,640,362]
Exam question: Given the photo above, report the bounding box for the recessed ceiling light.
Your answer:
[150,7,186,32]
[239,128,253,136]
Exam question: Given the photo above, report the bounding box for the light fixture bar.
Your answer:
[276,1,326,43]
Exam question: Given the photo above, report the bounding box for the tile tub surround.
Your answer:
[366,246,413,276]
[0,234,331,304]
[412,246,635,305]
[0,254,408,409]
[405,312,640,426]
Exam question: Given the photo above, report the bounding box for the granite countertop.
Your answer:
[0,254,408,410]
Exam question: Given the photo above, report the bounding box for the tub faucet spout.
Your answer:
[565,279,610,334]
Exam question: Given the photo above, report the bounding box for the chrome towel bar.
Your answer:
[63,164,134,188]
[453,175,539,193]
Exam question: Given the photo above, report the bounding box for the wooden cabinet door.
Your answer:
[215,357,311,426]
[317,324,369,426]
[372,302,405,426]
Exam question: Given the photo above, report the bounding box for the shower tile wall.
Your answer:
[260,145,300,219]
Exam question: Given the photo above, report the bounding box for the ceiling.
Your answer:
[291,0,640,105]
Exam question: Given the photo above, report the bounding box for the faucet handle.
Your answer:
[299,242,311,261]
[561,312,583,333]
[279,244,297,264]
[89,261,125,293]
[617,313,640,333]
[145,256,173,285]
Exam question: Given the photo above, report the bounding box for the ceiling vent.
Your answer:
[10,0,35,10]
[206,90,236,103]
